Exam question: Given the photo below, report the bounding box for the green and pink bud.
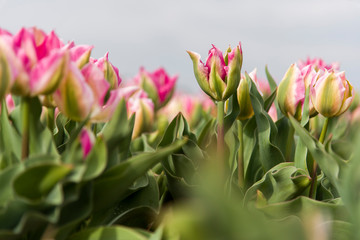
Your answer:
[53,63,94,121]
[237,71,258,120]
[277,64,317,120]
[90,52,121,90]
[187,43,242,101]
[310,70,354,118]
[127,90,154,139]
[135,67,177,110]
[79,128,95,158]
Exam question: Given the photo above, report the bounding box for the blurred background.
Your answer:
[1,0,359,92]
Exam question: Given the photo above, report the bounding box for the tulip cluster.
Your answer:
[0,27,123,122]
[277,62,354,120]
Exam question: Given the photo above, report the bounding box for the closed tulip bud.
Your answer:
[237,72,255,120]
[310,70,354,117]
[53,63,94,121]
[0,94,15,114]
[79,128,95,158]
[277,64,317,120]
[127,91,154,139]
[187,43,242,101]
[135,67,177,110]
[90,52,121,90]
[0,41,13,100]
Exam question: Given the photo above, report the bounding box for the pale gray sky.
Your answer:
[1,0,359,92]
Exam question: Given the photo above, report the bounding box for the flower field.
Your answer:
[0,27,359,240]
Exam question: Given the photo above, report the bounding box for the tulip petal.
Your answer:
[30,49,69,96]
[187,50,213,98]
[209,61,226,101]
[223,44,241,100]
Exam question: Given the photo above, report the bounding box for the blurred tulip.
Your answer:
[70,45,93,68]
[53,63,94,121]
[90,52,121,90]
[127,90,154,138]
[268,103,277,122]
[298,57,339,72]
[310,70,354,117]
[79,128,95,158]
[135,67,177,110]
[0,94,15,114]
[187,43,242,101]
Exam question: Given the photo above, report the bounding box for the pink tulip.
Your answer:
[298,57,339,72]
[187,43,242,101]
[276,64,318,120]
[79,128,95,158]
[126,90,154,138]
[0,94,15,114]
[90,52,121,90]
[134,67,177,109]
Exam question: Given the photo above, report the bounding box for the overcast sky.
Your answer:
[1,0,359,92]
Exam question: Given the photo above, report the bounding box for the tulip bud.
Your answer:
[298,57,339,72]
[135,67,177,110]
[0,44,12,100]
[187,43,242,101]
[127,91,154,139]
[53,63,94,121]
[310,70,354,117]
[277,64,317,120]
[79,128,95,158]
[0,94,15,115]
[91,52,121,90]
[237,72,255,120]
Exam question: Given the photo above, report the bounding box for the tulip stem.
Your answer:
[21,97,31,160]
[47,107,55,133]
[217,101,225,168]
[237,120,244,188]
[309,117,329,199]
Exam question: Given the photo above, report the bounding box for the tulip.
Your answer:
[0,94,15,114]
[127,90,154,138]
[298,57,339,72]
[310,70,354,118]
[135,67,177,110]
[187,43,242,101]
[79,128,95,158]
[236,69,262,120]
[81,63,124,123]
[53,63,94,121]
[0,40,14,100]
[90,52,121,90]
[277,64,317,120]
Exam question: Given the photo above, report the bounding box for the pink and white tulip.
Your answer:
[310,70,354,118]
[298,57,339,72]
[90,52,121,90]
[276,64,318,120]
